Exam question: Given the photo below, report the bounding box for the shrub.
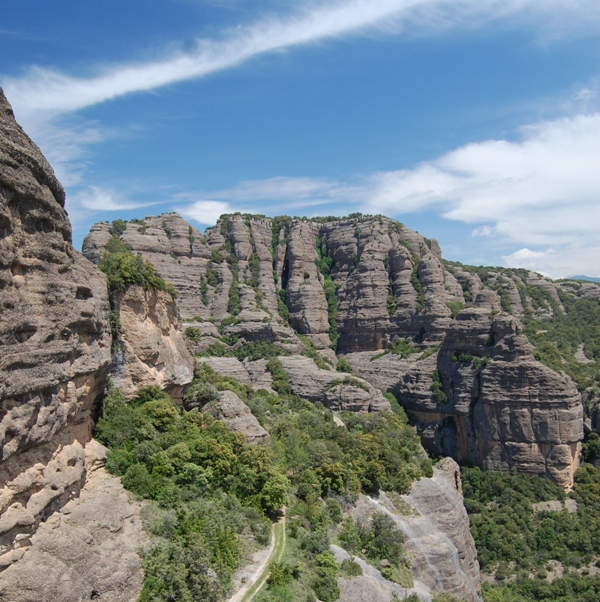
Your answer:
[185,326,200,342]
[99,237,177,298]
[336,357,353,373]
[431,370,447,405]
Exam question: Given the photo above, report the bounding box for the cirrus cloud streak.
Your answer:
[4,0,600,126]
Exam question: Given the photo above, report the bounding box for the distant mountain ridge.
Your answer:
[567,275,600,283]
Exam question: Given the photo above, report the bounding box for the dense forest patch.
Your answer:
[462,465,600,602]
[95,362,431,601]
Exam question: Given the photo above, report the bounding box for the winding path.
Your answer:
[228,510,286,602]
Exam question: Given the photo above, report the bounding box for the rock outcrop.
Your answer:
[280,356,391,412]
[347,309,583,489]
[0,88,112,564]
[203,390,268,445]
[84,211,592,488]
[349,458,481,602]
[0,440,148,601]
[111,284,195,402]
[331,544,433,602]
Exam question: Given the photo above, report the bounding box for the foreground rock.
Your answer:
[0,88,112,557]
[0,441,148,601]
[350,458,481,602]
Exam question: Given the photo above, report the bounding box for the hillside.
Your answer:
[2,78,600,602]
[84,212,599,489]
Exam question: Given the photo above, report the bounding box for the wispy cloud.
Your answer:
[4,0,600,126]
[3,0,600,274]
[71,186,159,212]
[170,108,600,277]
[4,0,599,187]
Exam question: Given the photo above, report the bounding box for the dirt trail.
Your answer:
[228,510,286,602]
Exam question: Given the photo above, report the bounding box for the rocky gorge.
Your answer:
[1,83,600,601]
[84,208,592,490]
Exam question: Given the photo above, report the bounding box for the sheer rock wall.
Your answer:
[0,89,113,566]
[84,212,588,488]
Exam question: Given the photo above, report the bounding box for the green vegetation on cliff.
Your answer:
[99,230,177,298]
[96,384,284,600]
[96,358,431,601]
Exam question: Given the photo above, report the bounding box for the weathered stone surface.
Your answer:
[0,88,112,555]
[111,285,195,402]
[280,356,391,412]
[331,544,433,602]
[203,390,268,445]
[347,308,583,489]
[83,212,589,487]
[198,357,254,387]
[0,440,148,601]
[350,458,481,602]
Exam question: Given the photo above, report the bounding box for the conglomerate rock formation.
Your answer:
[2,75,597,599]
[84,212,590,488]
[0,88,170,591]
[0,88,115,567]
[110,284,195,402]
[346,457,482,602]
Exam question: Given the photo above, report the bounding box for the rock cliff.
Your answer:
[0,88,114,567]
[110,284,195,402]
[345,458,481,602]
[84,212,593,489]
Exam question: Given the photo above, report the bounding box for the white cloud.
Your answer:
[177,200,234,225]
[363,113,600,233]
[501,246,600,278]
[471,225,495,237]
[72,186,157,212]
[358,111,600,276]
[169,110,600,277]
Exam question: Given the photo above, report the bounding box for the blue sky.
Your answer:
[2,0,600,277]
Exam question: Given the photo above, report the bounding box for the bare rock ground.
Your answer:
[0,440,148,601]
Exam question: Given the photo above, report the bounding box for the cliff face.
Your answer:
[345,458,482,602]
[0,89,115,566]
[84,212,593,488]
[110,285,195,402]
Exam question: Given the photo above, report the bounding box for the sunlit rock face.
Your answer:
[346,458,482,602]
[110,284,195,402]
[0,88,112,565]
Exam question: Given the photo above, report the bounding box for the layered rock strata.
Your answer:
[279,356,391,412]
[347,309,583,489]
[83,210,591,488]
[0,88,112,563]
